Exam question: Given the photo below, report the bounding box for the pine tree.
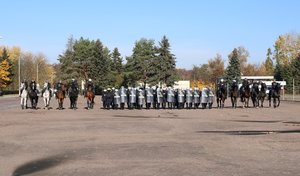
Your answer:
[225,48,241,83]
[157,35,177,86]
[57,36,80,82]
[111,48,123,74]
[264,48,274,75]
[126,38,156,86]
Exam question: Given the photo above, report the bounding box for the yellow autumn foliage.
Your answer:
[0,59,12,88]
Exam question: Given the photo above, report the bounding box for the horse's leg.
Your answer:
[222,98,225,108]
[234,97,237,108]
[21,97,24,109]
[273,97,276,108]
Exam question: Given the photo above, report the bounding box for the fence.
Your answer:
[282,84,300,101]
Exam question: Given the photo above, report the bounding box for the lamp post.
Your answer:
[19,55,21,95]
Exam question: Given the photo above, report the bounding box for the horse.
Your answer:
[240,84,251,108]
[20,82,28,109]
[216,84,227,108]
[42,83,52,110]
[257,82,267,108]
[230,83,239,109]
[55,85,65,110]
[269,83,281,108]
[68,85,79,110]
[250,83,259,108]
[85,85,95,109]
[28,82,39,109]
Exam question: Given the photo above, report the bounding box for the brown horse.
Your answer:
[56,85,65,110]
[85,85,95,109]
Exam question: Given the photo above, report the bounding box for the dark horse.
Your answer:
[28,81,39,109]
[230,82,239,109]
[250,83,259,108]
[240,84,251,108]
[85,85,95,109]
[56,85,65,110]
[68,85,79,110]
[258,82,267,108]
[269,83,281,108]
[216,84,227,108]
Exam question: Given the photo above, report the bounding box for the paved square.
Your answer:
[1,96,299,176]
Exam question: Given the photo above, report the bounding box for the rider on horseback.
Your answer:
[55,80,65,97]
[29,80,39,93]
[41,80,52,97]
[19,79,28,96]
[218,78,227,96]
[70,78,79,91]
[85,78,95,104]
[230,79,238,91]
[242,78,249,88]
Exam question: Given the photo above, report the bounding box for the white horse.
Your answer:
[42,82,52,110]
[20,83,28,109]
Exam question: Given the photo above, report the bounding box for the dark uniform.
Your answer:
[55,81,65,97]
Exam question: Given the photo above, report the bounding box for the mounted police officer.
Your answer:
[19,79,28,96]
[41,80,52,96]
[86,79,95,93]
[70,79,79,91]
[85,78,95,104]
[55,80,65,97]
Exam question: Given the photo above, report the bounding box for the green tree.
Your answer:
[111,48,123,74]
[264,48,274,75]
[225,48,241,84]
[125,38,156,86]
[57,36,80,82]
[157,35,177,86]
[90,40,113,89]
[291,54,300,92]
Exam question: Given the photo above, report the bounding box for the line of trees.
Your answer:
[1,32,299,94]
[0,46,54,91]
[56,35,177,92]
[178,33,300,93]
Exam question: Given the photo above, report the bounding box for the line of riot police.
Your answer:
[101,86,215,110]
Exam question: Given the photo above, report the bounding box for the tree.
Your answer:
[273,33,300,93]
[291,54,300,92]
[125,38,156,86]
[0,48,13,88]
[0,46,21,90]
[157,35,177,86]
[90,40,113,89]
[228,46,249,74]
[208,54,225,83]
[225,48,241,84]
[176,68,191,80]
[264,48,274,75]
[111,48,123,74]
[57,36,80,82]
[191,64,210,83]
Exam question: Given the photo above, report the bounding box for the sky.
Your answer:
[1,0,300,69]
